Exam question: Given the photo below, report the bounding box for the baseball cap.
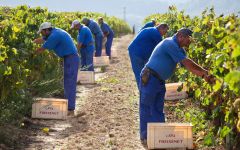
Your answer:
[177,28,193,37]
[82,17,89,24]
[37,22,52,34]
[71,20,80,29]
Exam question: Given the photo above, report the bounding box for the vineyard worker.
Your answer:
[139,28,215,142]
[33,22,79,116]
[82,17,104,57]
[71,20,95,71]
[140,19,156,31]
[128,24,169,89]
[98,17,114,58]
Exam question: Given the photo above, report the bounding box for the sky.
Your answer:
[0,0,239,31]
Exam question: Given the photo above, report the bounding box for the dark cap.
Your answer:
[82,17,89,24]
[177,28,193,36]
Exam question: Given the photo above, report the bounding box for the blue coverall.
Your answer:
[128,27,163,89]
[77,25,95,71]
[140,21,155,31]
[87,19,104,57]
[42,28,79,110]
[100,22,114,57]
[139,35,187,140]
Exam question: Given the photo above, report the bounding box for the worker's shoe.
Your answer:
[68,110,75,116]
[140,139,147,147]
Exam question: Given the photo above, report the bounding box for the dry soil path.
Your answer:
[25,35,146,150]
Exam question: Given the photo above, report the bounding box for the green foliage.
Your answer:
[204,132,215,146]
[146,6,240,147]
[53,12,131,37]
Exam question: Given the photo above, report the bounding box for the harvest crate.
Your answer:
[165,82,188,100]
[147,123,193,149]
[32,98,68,120]
[77,71,95,84]
[93,56,109,67]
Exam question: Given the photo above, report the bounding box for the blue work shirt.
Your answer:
[42,28,78,57]
[87,19,103,37]
[146,35,187,80]
[128,27,162,60]
[77,25,94,49]
[140,21,155,30]
[100,22,114,37]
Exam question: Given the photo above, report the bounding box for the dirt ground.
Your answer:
[18,35,146,150]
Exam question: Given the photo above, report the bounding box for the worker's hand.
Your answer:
[33,38,44,44]
[204,74,216,85]
[35,47,45,54]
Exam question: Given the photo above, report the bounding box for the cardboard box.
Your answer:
[32,98,68,120]
[165,82,186,91]
[147,123,193,149]
[93,56,109,67]
[77,71,95,84]
[165,82,188,100]
[165,91,188,100]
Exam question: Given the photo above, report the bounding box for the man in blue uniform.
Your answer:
[140,19,156,31]
[33,22,80,115]
[71,20,95,71]
[98,17,114,58]
[82,17,104,57]
[139,28,215,142]
[128,24,169,89]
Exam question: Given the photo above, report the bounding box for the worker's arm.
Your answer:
[33,37,44,44]
[77,42,83,51]
[181,58,215,84]
[36,47,46,54]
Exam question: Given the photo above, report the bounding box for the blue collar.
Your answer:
[79,25,83,32]
[89,19,93,24]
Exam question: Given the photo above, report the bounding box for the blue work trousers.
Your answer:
[63,54,80,110]
[129,51,146,89]
[105,35,114,57]
[95,34,103,57]
[139,70,166,140]
[80,46,94,71]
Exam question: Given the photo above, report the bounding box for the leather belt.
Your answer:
[63,53,78,58]
[82,42,94,48]
[146,67,164,82]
